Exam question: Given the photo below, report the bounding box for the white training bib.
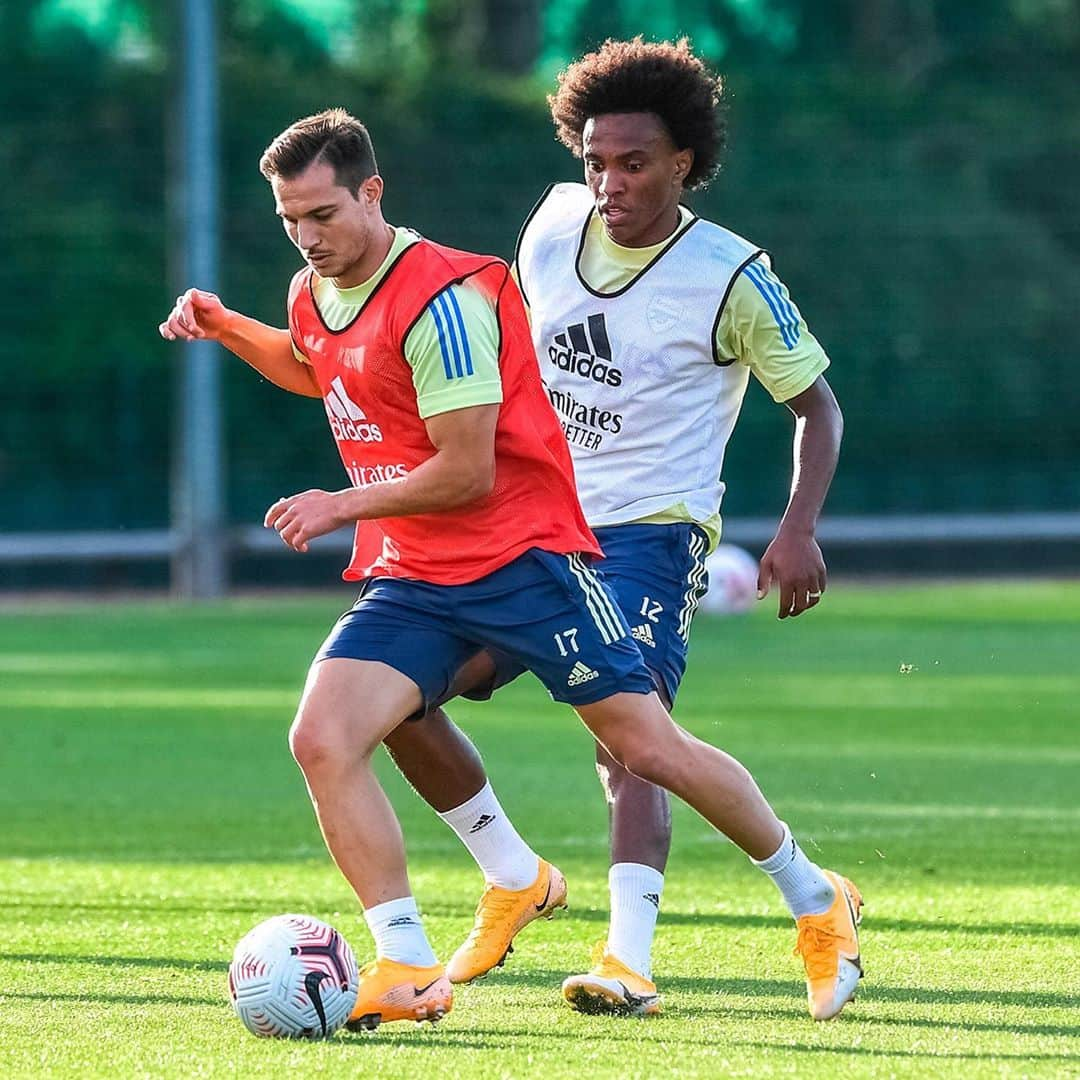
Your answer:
[516,182,765,527]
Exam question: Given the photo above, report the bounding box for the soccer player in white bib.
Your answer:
[381,38,859,1021]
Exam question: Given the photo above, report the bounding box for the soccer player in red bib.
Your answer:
[160,109,859,1030]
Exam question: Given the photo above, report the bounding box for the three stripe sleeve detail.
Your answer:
[742,260,801,351]
[429,287,475,380]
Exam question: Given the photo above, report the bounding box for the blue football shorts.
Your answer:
[316,547,655,710]
[456,523,711,708]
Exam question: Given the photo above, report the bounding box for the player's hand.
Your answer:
[158,288,231,342]
[264,489,349,553]
[757,528,827,619]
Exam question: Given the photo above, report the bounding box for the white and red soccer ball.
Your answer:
[699,544,760,615]
[229,914,359,1039]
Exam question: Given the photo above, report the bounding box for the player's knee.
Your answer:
[288,711,325,776]
[289,707,361,778]
[625,751,675,789]
[609,729,692,791]
[603,735,665,787]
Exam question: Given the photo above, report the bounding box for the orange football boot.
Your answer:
[345,958,452,1031]
[446,859,568,984]
[794,870,864,1020]
[562,942,661,1016]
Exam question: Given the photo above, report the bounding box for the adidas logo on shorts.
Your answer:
[632,624,656,648]
[567,661,600,687]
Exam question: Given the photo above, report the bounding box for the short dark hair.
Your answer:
[548,37,725,189]
[259,108,378,194]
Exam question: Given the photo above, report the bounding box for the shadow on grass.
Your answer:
[10,953,1078,1016]
[2,985,515,1051]
[850,1012,1079,1039]
[564,906,1080,940]
[456,1024,1080,1061]
[689,998,1079,1039]
[9,954,1079,1047]
[734,1041,1075,1062]
[433,1024,727,1049]
[4,990,221,1008]
[3,952,228,973]
[6,898,325,917]
[2,991,503,1050]
[489,969,1080,1011]
[11,897,1079,945]
[722,978,1080,1011]
[339,1028,516,1051]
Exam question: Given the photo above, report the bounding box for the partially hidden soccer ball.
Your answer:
[699,543,760,615]
[228,914,359,1039]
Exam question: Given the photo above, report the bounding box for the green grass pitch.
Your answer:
[2,582,1078,1078]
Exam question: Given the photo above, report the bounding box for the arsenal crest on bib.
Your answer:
[646,293,684,334]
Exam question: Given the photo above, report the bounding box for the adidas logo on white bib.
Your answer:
[567,661,600,687]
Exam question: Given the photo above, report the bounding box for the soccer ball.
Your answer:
[699,543,759,615]
[228,914,359,1039]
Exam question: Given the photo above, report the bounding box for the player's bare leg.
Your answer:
[385,651,565,983]
[384,693,565,984]
[384,706,488,811]
[600,741,672,873]
[289,657,452,1027]
[382,650,496,811]
[291,658,423,905]
[384,655,673,992]
[576,691,862,1020]
[578,691,782,856]
[562,742,671,1016]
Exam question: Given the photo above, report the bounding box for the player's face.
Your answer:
[272,160,386,286]
[582,112,693,248]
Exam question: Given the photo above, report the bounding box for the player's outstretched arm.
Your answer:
[158,288,320,398]
[758,375,843,619]
[264,403,499,552]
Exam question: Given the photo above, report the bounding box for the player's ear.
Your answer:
[359,173,383,207]
[673,148,694,186]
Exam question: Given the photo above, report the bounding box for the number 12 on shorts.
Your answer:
[640,597,664,623]
[553,628,580,656]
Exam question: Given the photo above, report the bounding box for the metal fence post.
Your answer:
[172,0,226,598]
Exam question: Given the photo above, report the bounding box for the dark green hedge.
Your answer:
[3,18,1078,532]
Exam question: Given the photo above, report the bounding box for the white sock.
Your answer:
[606,862,664,980]
[752,822,836,918]
[437,782,540,891]
[363,896,438,967]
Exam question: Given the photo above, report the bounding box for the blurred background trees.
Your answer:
[2,0,1078,581]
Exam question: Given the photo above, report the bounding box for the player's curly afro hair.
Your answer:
[548,37,725,190]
